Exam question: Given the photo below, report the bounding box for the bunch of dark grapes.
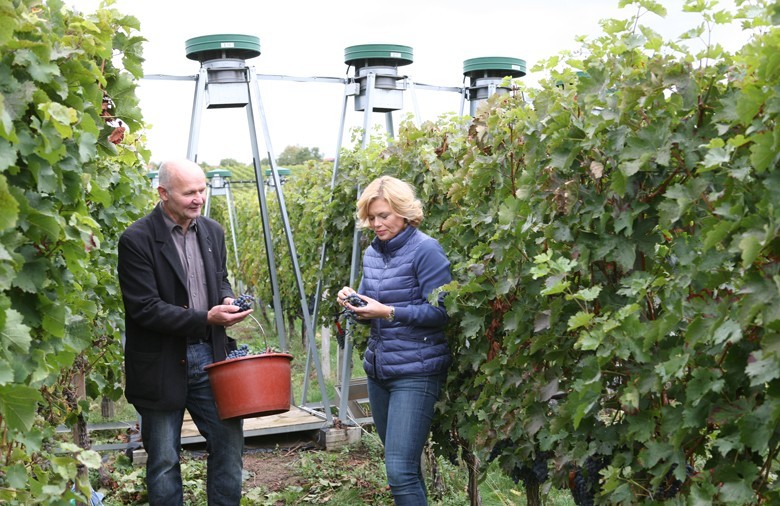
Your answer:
[333,294,368,349]
[654,463,694,500]
[570,455,610,506]
[487,438,513,463]
[233,294,254,311]
[226,344,250,360]
[487,440,550,488]
[342,294,367,321]
[430,423,461,466]
[339,293,366,323]
[509,452,550,487]
[334,321,346,349]
[530,452,551,483]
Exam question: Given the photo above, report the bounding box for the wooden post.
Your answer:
[321,326,331,378]
[336,339,343,385]
[71,372,88,448]
[71,371,90,506]
[101,396,115,418]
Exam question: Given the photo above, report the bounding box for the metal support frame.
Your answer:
[204,174,243,294]
[185,63,333,424]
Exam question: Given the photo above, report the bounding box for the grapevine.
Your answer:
[202,1,779,502]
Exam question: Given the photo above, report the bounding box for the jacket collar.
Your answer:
[373,224,416,256]
[149,204,213,290]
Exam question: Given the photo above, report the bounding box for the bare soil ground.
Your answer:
[242,449,308,493]
[239,435,379,496]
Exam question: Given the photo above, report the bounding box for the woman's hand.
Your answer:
[337,286,357,307]
[340,292,393,321]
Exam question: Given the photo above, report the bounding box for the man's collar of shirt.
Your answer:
[159,202,198,233]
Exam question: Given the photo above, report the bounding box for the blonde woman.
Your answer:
[338,175,452,505]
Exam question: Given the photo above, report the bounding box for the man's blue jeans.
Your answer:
[137,343,244,506]
[367,373,446,506]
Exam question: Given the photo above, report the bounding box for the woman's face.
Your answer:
[367,197,406,241]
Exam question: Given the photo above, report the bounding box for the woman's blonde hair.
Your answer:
[356,176,423,228]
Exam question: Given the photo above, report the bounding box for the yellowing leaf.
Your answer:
[739,233,763,268]
[568,311,595,330]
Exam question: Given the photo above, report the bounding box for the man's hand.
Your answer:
[207,304,252,327]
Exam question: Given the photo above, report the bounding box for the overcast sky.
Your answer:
[67,0,748,165]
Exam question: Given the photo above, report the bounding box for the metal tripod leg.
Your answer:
[204,181,243,294]
[186,67,207,162]
[224,181,243,294]
[247,70,333,423]
[303,80,352,408]
[337,72,380,421]
[243,71,288,355]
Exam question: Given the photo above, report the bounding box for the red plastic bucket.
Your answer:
[204,352,293,420]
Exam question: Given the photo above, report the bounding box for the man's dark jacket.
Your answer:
[117,204,235,410]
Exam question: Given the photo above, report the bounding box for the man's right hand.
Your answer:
[207,304,252,327]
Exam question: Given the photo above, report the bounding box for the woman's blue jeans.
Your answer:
[367,373,446,506]
[137,342,244,506]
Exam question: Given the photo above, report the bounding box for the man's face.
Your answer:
[159,165,207,227]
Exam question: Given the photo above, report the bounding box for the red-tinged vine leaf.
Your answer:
[108,124,125,144]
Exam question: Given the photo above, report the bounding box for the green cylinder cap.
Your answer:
[463,57,526,78]
[206,169,232,178]
[345,44,413,67]
[265,168,292,177]
[186,34,261,62]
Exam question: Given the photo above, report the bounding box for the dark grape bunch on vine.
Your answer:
[569,455,610,506]
[487,439,551,489]
[654,463,695,500]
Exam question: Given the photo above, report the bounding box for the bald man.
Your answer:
[118,159,251,505]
